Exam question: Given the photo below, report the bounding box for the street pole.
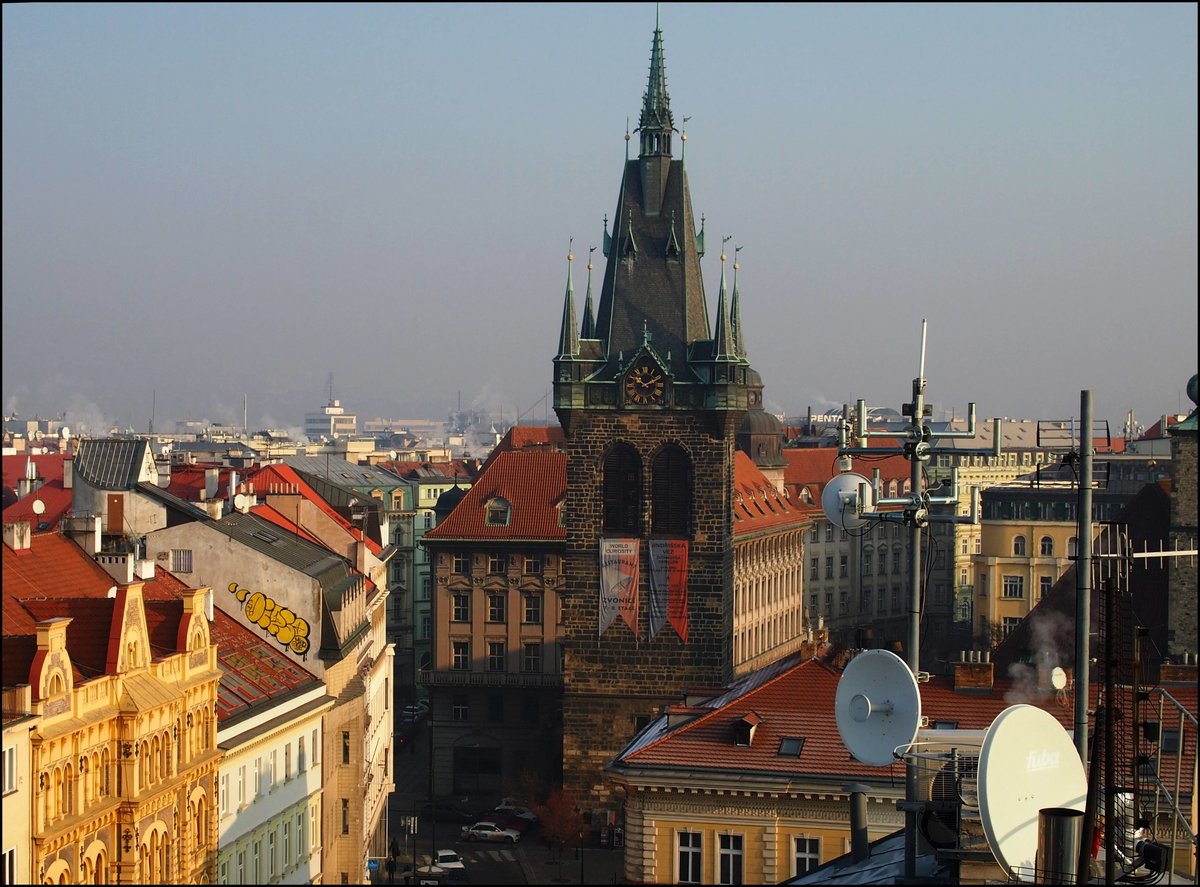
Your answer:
[428,718,435,863]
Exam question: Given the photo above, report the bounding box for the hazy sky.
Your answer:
[4,3,1196,438]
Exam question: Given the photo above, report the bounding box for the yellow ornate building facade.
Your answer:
[2,526,223,884]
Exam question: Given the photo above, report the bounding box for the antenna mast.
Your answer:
[833,319,994,881]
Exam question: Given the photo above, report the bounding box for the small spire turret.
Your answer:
[581,247,597,339]
[556,241,579,359]
[731,246,745,358]
[714,237,735,360]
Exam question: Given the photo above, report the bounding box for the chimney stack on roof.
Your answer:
[954,649,994,693]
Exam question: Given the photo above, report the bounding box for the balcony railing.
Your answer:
[417,668,563,690]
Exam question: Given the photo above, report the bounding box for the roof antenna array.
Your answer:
[823,318,997,881]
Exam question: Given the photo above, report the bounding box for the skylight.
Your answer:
[778,737,805,757]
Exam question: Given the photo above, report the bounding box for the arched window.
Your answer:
[1040,536,1054,557]
[1068,536,1079,558]
[651,445,691,536]
[603,444,642,535]
[1013,535,1027,556]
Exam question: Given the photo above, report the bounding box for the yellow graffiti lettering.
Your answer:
[245,591,266,623]
[229,581,250,603]
[290,632,310,655]
[256,597,276,629]
[275,609,297,645]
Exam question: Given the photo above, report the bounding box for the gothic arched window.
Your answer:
[651,444,691,537]
[603,444,642,535]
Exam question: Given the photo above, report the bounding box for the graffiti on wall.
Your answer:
[227,582,311,656]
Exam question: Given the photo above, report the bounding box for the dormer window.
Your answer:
[733,712,761,747]
[486,498,511,527]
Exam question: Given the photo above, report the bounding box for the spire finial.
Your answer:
[714,236,734,359]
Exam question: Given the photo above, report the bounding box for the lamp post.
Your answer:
[428,717,435,864]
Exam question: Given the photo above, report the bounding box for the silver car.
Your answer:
[460,821,521,844]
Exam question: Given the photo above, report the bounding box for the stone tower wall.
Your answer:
[559,408,742,808]
[1168,432,1197,656]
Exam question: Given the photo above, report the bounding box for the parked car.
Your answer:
[434,850,465,871]
[493,802,538,824]
[480,813,531,834]
[418,801,477,824]
[461,821,522,844]
[402,704,428,724]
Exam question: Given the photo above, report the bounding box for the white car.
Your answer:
[461,821,522,844]
[434,849,465,870]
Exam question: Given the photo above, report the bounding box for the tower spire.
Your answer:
[556,241,578,358]
[581,247,597,339]
[637,8,673,159]
[714,237,735,359]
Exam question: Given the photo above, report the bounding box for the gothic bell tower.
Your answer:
[552,12,759,809]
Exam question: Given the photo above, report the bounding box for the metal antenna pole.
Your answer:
[903,323,926,881]
[1075,390,1093,763]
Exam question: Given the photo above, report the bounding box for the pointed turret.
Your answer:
[731,246,745,358]
[713,242,735,360]
[556,246,578,359]
[581,248,597,339]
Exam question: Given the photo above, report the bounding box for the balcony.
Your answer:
[417,668,563,690]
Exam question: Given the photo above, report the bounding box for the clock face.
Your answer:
[624,362,665,405]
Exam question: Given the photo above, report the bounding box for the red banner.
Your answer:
[665,539,689,644]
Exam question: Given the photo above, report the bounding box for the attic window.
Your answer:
[932,720,959,730]
[253,529,279,544]
[733,712,762,747]
[486,498,511,526]
[778,737,805,757]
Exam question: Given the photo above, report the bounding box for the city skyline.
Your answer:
[3,3,1196,436]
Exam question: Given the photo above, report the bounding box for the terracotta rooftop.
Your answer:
[244,463,382,556]
[616,653,1081,782]
[424,449,567,542]
[731,451,808,537]
[479,425,565,473]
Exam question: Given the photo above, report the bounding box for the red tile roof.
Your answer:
[165,462,235,502]
[2,482,72,530]
[480,425,565,473]
[732,451,808,537]
[244,463,382,555]
[207,609,321,723]
[783,449,911,518]
[424,449,567,542]
[1,453,69,488]
[617,654,1081,783]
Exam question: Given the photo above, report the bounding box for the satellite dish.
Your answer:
[978,704,1086,880]
[821,471,874,531]
[1050,667,1067,690]
[32,499,46,515]
[835,649,921,766]
[60,426,71,440]
[233,494,249,512]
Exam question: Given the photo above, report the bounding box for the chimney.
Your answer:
[844,784,872,863]
[3,521,32,551]
[204,468,219,501]
[63,459,73,489]
[1160,652,1198,685]
[203,499,224,520]
[96,552,135,585]
[135,558,155,581]
[954,650,994,693]
[64,514,101,555]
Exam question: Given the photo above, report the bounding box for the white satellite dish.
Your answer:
[32,499,46,515]
[60,426,71,440]
[821,471,874,531]
[977,704,1086,881]
[1050,667,1067,690]
[233,494,249,512]
[835,649,922,766]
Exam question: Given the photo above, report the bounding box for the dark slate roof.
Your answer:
[595,159,711,381]
[73,438,150,490]
[283,455,407,489]
[786,829,948,885]
[135,481,212,521]
[210,511,351,587]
